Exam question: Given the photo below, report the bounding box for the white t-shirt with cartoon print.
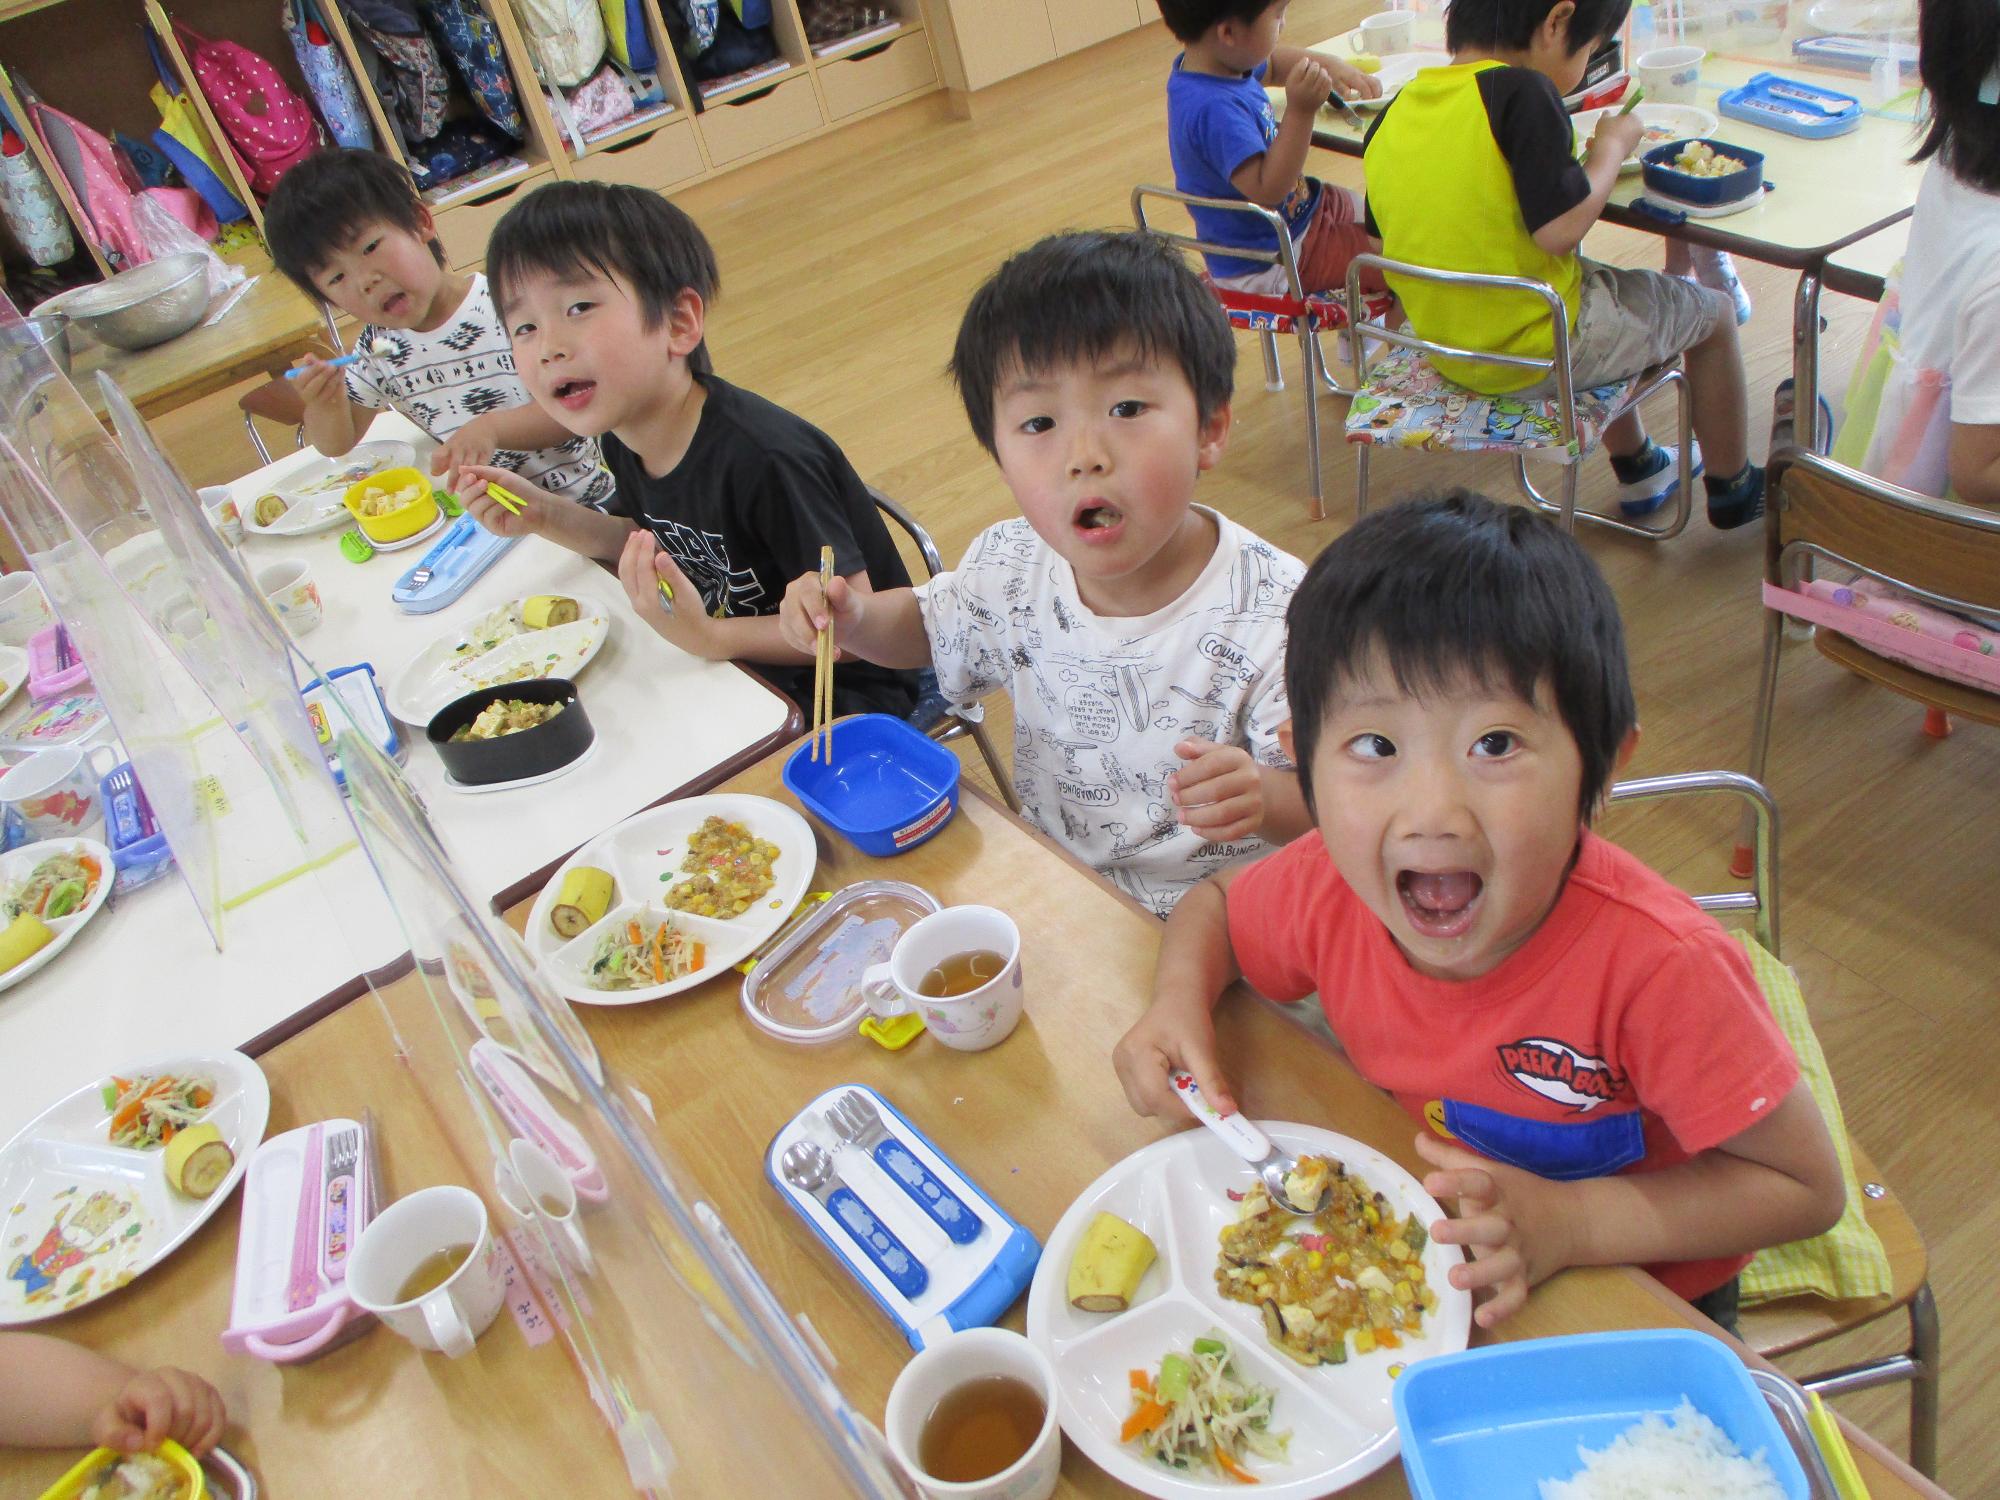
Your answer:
[916,506,1304,917]
[344,273,611,507]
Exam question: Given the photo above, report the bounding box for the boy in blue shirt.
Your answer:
[1161,0,1385,296]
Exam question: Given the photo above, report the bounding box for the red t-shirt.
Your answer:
[1226,830,1799,1301]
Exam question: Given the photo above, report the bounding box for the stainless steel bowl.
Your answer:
[37,252,210,351]
[1,312,72,376]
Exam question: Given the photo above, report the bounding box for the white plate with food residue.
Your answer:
[241,440,415,538]
[384,591,614,725]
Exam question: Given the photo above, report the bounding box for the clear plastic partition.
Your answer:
[1639,0,1920,97]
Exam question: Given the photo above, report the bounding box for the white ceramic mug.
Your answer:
[495,1139,595,1277]
[1351,10,1413,53]
[1636,45,1705,104]
[0,742,117,841]
[0,572,53,648]
[348,1185,506,1358]
[863,906,1024,1053]
[255,559,322,637]
[883,1328,1061,1500]
[200,485,243,546]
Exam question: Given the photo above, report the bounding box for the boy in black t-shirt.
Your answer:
[450,181,921,721]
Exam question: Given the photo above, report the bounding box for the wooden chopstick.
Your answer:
[813,544,834,762]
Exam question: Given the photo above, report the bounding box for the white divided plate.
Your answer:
[0,837,115,997]
[524,793,817,1007]
[0,644,27,717]
[384,591,615,725]
[241,440,415,538]
[1343,50,1450,109]
[1026,1123,1471,1498]
[1571,103,1721,170]
[0,1050,269,1325]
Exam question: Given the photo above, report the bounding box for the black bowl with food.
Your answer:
[426,677,593,787]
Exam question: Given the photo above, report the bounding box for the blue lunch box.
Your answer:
[782,713,960,857]
[1641,138,1766,206]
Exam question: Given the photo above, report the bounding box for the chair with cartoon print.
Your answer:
[869,488,1020,815]
[1132,184,1397,522]
[1339,253,1693,538]
[1605,770,1940,1477]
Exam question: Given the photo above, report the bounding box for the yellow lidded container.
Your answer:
[343,466,440,542]
[37,1440,206,1500]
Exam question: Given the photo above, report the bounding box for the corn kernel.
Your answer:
[1307,1251,1323,1270]
[1354,1328,1375,1355]
[1394,1281,1414,1305]
[1363,1205,1380,1226]
[1389,1238,1410,1261]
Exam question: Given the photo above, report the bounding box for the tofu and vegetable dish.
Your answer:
[664,815,779,919]
[448,698,565,742]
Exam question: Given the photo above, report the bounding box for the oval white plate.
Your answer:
[1348,50,1451,109]
[523,794,816,1006]
[1571,103,1722,171]
[1025,1123,1471,1499]
[384,592,615,726]
[0,1050,270,1325]
[0,837,115,997]
[241,440,415,539]
[0,644,28,718]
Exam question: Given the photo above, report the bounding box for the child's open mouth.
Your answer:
[552,377,596,411]
[1072,501,1125,540]
[1396,869,1482,939]
[379,291,410,319]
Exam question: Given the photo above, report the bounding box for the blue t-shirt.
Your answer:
[1166,55,1322,280]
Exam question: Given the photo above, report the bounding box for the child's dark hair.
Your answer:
[949,230,1234,455]
[1285,491,1635,818]
[1913,0,2000,192]
[264,150,442,298]
[486,181,720,378]
[1444,0,1632,54]
[1156,0,1280,44]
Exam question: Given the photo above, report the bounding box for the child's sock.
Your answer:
[1703,461,1766,530]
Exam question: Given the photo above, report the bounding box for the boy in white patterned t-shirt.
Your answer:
[780,231,1312,916]
[264,150,610,508]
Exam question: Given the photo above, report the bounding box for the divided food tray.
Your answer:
[766,1084,1039,1350]
[222,1118,374,1363]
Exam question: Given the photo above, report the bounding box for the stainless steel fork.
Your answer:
[826,1091,982,1245]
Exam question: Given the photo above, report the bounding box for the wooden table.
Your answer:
[0,752,1953,1498]
[71,272,333,422]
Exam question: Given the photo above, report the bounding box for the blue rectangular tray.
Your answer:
[1393,1329,1813,1498]
[1718,71,1862,138]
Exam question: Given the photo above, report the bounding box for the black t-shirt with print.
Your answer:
[600,375,920,720]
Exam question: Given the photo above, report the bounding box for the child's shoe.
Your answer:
[1692,250,1753,326]
[1610,439,1702,517]
[1769,377,1836,456]
[1704,462,1766,530]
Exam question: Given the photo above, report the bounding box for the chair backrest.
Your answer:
[1342,251,1580,444]
[868,486,942,583]
[1131,182,1308,301]
[1604,770,1779,957]
[1766,447,2000,620]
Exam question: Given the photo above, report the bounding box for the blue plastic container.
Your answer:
[1393,1329,1811,1499]
[782,713,960,857]
[1641,138,1766,206]
[98,761,175,892]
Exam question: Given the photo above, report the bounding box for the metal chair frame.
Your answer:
[1341,252,1692,539]
[240,304,343,463]
[868,488,1020,815]
[1605,768,1938,1476]
[1132,184,1368,521]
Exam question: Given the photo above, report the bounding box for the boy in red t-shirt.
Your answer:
[1113,491,1843,1329]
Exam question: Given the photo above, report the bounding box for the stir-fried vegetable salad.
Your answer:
[587,917,705,990]
[102,1073,215,1149]
[4,849,101,921]
[1122,1334,1289,1483]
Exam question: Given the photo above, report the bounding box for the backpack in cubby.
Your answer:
[508,0,606,89]
[417,0,526,139]
[284,0,375,149]
[173,20,324,196]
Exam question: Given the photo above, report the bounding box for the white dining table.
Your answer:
[0,415,799,1140]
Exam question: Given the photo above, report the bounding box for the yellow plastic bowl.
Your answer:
[343,465,439,543]
[38,1441,206,1500]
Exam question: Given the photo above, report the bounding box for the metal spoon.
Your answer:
[1170,1071,1331,1217]
[778,1139,929,1298]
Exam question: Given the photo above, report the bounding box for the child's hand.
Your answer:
[430,416,497,478]
[1587,112,1645,166]
[92,1366,227,1458]
[1282,53,1335,113]
[618,530,713,656]
[1168,741,1265,841]
[778,569,866,660]
[287,353,348,411]
[1324,57,1383,102]
[449,462,551,538]
[1414,1132,1574,1327]
[1114,997,1237,1121]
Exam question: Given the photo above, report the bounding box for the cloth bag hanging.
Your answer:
[284,0,376,149]
[337,0,451,143]
[0,105,75,267]
[417,0,527,138]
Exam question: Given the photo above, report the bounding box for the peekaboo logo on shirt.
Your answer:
[1495,1036,1629,1113]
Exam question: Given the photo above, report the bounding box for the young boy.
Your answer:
[455,181,921,722]
[1362,0,1765,528]
[1113,493,1844,1326]
[264,150,609,507]
[779,231,1314,917]
[0,1332,226,1456]
[1161,0,1385,296]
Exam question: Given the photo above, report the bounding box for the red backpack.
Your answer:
[173,22,322,196]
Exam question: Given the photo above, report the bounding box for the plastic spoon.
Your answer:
[1170,1071,1331,1217]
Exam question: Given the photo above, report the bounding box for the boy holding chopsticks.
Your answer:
[449,181,923,723]
[780,231,1316,917]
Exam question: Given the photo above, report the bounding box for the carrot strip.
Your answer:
[1120,1400,1169,1443]
[1215,1448,1260,1484]
[1128,1370,1152,1393]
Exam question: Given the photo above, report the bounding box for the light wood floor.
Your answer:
[149,6,1994,1488]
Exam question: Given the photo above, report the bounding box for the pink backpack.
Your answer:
[174,22,322,196]
[24,96,151,269]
